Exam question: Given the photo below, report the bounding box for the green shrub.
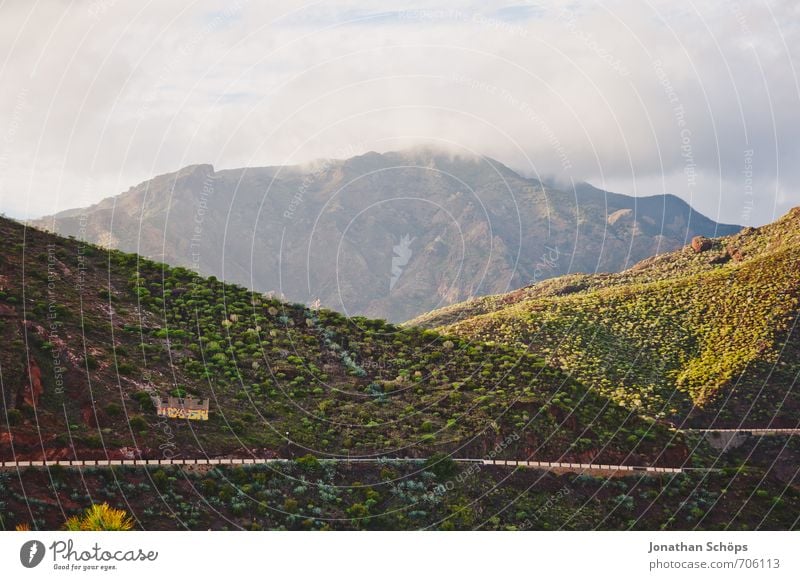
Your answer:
[128,416,147,431]
[5,408,23,425]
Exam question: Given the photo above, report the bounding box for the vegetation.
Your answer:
[415,208,800,426]
[0,215,682,465]
[2,207,798,531]
[0,451,796,531]
[64,503,135,531]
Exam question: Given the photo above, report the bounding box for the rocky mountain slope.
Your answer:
[411,207,800,427]
[31,148,740,322]
[0,216,684,466]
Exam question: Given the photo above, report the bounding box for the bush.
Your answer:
[84,435,103,449]
[424,453,458,480]
[117,362,135,376]
[85,355,99,370]
[295,454,320,473]
[5,408,22,426]
[152,469,169,489]
[132,391,155,412]
[128,416,147,431]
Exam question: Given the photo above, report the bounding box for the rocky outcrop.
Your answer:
[691,236,713,253]
[23,357,44,407]
[726,245,745,262]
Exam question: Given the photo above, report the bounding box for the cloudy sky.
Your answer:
[0,0,797,225]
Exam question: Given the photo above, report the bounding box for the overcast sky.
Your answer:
[0,0,797,226]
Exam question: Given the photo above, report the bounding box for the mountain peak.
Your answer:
[30,153,740,322]
[177,163,215,176]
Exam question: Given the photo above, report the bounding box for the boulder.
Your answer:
[726,245,745,262]
[691,236,713,253]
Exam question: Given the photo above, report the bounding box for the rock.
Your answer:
[23,358,44,407]
[691,236,713,253]
[607,208,633,226]
[726,245,745,262]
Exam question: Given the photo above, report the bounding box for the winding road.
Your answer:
[8,428,792,474]
[0,456,694,474]
[4,429,792,474]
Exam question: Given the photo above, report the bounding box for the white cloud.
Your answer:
[0,0,797,225]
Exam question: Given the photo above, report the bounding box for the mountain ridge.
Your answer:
[31,148,741,322]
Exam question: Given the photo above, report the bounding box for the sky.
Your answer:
[0,0,798,226]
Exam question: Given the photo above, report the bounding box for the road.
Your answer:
[7,426,791,474]
[0,456,690,474]
[11,427,793,474]
[679,428,800,435]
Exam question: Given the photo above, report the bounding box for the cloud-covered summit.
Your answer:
[0,1,797,226]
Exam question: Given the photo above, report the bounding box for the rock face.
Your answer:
[32,149,741,322]
[607,208,633,225]
[23,358,44,407]
[691,236,713,253]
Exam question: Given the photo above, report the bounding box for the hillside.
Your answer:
[0,216,685,467]
[31,148,740,322]
[411,207,800,427]
[4,452,799,530]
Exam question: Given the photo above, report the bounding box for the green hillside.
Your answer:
[412,208,800,426]
[0,216,682,466]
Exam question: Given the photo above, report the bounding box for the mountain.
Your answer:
[0,215,682,465]
[410,207,800,427]
[31,148,740,322]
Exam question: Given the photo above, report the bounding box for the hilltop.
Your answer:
[410,207,800,426]
[31,148,740,322]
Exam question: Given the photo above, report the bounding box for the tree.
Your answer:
[64,503,135,531]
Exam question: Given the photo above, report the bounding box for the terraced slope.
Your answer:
[411,208,800,426]
[0,217,683,466]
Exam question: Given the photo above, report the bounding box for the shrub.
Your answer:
[5,408,22,426]
[132,391,155,412]
[117,362,135,376]
[424,453,458,480]
[295,454,320,473]
[128,416,147,431]
[64,503,134,531]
